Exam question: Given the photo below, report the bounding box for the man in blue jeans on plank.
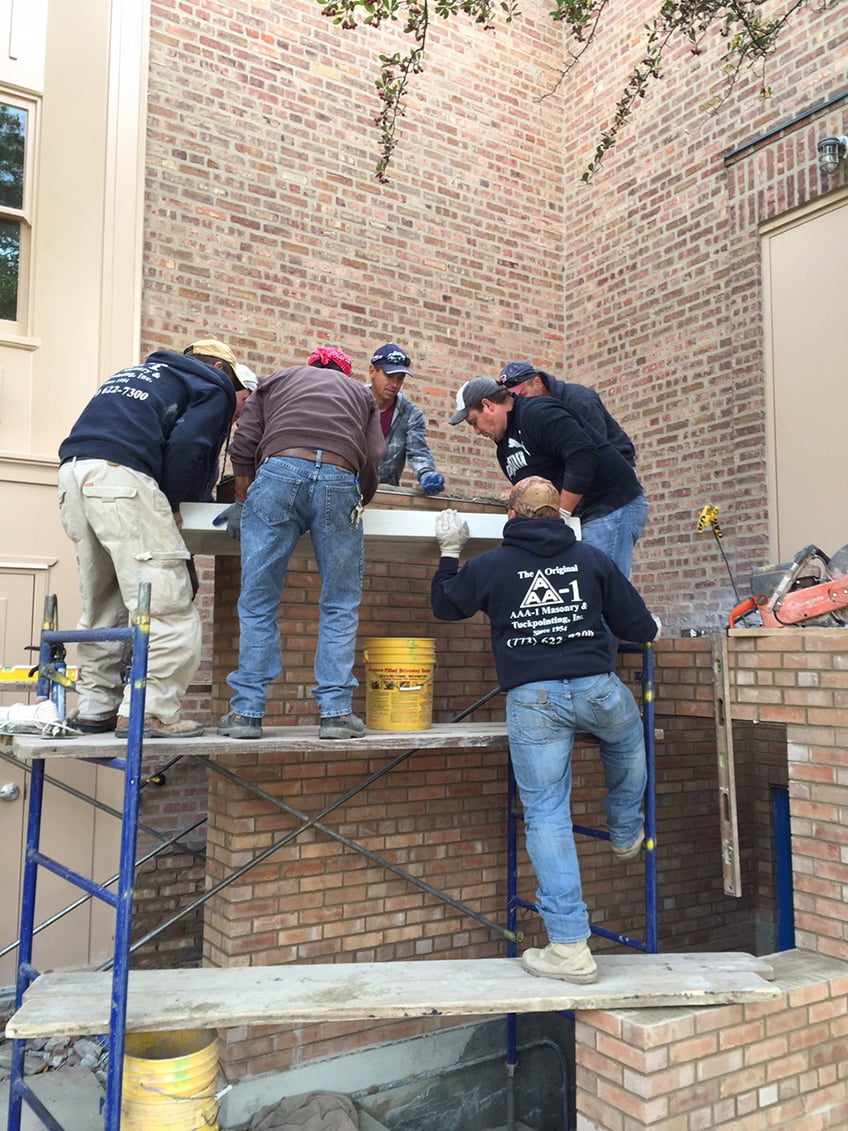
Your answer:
[449,377,648,578]
[217,346,385,740]
[430,477,660,983]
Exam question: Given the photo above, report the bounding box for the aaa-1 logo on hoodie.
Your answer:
[518,571,563,609]
[508,567,590,643]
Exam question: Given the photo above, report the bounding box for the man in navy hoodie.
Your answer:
[58,339,248,737]
[431,477,660,984]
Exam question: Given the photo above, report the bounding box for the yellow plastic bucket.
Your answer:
[364,637,436,731]
[121,1029,219,1130]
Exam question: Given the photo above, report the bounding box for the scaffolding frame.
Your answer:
[6,587,151,1131]
[4,597,655,1131]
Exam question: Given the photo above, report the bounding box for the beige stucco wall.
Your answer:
[0,0,148,659]
[0,0,149,976]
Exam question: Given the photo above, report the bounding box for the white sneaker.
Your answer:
[521,940,598,984]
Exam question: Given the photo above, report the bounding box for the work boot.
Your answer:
[70,714,118,734]
[521,941,598,984]
[216,711,263,739]
[612,828,645,861]
[318,713,366,740]
[115,715,204,739]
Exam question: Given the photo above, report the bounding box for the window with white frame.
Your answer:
[0,92,33,329]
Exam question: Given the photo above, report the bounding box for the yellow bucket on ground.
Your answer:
[364,637,436,731]
[121,1029,219,1130]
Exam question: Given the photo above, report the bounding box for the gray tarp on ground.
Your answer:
[247,1091,358,1130]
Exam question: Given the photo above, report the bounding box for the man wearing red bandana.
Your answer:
[307,346,353,375]
[218,347,385,740]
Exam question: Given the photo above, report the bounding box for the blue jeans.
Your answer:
[581,493,649,577]
[506,673,647,943]
[227,455,364,719]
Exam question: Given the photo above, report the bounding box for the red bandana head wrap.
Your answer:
[307,347,352,376]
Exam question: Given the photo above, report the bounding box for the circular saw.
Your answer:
[728,544,848,628]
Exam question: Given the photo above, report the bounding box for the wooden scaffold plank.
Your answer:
[7,723,509,761]
[6,954,780,1038]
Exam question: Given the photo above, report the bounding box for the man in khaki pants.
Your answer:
[58,339,249,737]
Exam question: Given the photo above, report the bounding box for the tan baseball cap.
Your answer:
[508,477,561,519]
[184,338,238,371]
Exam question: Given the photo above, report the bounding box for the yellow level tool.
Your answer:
[0,665,78,683]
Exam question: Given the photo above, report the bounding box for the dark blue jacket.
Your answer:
[431,516,657,690]
[536,372,636,467]
[59,351,237,510]
[497,396,643,522]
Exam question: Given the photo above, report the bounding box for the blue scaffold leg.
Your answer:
[6,583,151,1131]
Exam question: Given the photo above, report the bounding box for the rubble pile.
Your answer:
[0,1034,108,1083]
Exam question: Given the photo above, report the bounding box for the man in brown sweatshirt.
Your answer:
[217,347,385,740]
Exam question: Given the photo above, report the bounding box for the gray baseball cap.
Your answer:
[449,377,501,425]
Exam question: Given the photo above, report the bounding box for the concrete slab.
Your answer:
[0,1067,103,1131]
[179,502,511,560]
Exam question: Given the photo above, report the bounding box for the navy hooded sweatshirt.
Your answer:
[59,351,237,510]
[534,371,636,467]
[431,516,657,690]
[497,396,643,522]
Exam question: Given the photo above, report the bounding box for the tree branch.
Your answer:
[316,0,837,181]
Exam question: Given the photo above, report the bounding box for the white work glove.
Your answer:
[435,509,470,558]
[560,508,572,523]
[651,614,662,639]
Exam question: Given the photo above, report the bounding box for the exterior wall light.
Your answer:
[817,135,848,175]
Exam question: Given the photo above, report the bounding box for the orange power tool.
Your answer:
[728,544,848,628]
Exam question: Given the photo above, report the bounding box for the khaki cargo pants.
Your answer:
[58,459,202,723]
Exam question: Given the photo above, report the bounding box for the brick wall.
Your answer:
[639,631,848,962]
[142,1,847,641]
[135,0,848,1115]
[204,596,848,1091]
[201,493,816,1077]
[143,0,565,503]
[206,492,519,1073]
[572,630,848,1129]
[131,496,847,1117]
[725,630,848,963]
[559,4,847,630]
[575,950,848,1129]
